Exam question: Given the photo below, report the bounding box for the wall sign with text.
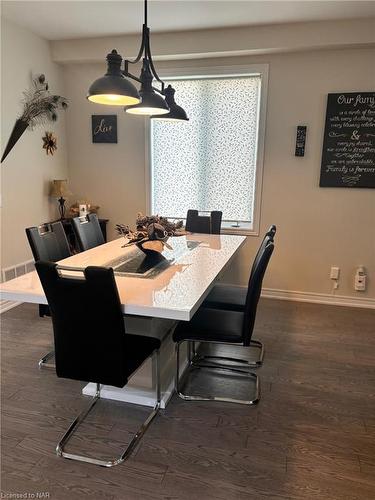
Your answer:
[319,92,375,188]
[91,115,117,143]
[295,125,307,157]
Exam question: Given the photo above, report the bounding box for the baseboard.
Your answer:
[0,300,21,314]
[261,287,375,309]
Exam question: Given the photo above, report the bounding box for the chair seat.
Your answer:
[56,333,161,388]
[203,284,247,311]
[173,308,244,344]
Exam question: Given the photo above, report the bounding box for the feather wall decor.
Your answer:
[1,74,68,163]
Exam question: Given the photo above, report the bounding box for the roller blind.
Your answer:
[151,75,261,223]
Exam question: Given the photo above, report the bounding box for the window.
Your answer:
[149,67,267,234]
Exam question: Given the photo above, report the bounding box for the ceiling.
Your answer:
[2,1,375,41]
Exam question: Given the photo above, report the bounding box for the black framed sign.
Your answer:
[319,92,375,188]
[91,115,117,143]
[295,125,307,157]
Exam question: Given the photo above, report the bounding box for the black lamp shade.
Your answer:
[126,59,169,116]
[151,85,189,121]
[87,50,140,106]
[126,90,169,116]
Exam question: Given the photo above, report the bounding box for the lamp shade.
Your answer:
[87,50,140,106]
[126,90,169,116]
[126,60,169,116]
[151,85,189,121]
[50,179,71,198]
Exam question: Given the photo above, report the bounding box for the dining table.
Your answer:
[1,233,246,408]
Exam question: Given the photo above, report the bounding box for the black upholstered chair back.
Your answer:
[26,222,71,262]
[266,224,277,239]
[185,210,222,234]
[72,214,105,251]
[242,241,274,345]
[250,225,276,277]
[35,261,128,388]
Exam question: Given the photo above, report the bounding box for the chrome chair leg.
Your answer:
[176,340,260,405]
[191,339,264,369]
[38,350,56,369]
[56,349,161,467]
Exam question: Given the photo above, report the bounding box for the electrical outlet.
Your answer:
[355,266,366,291]
[330,267,340,280]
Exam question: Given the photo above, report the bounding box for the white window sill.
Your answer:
[221,222,258,236]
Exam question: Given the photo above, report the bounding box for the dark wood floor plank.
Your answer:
[135,436,286,488]
[160,468,291,500]
[1,300,375,500]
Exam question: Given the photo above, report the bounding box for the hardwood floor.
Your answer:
[1,299,375,499]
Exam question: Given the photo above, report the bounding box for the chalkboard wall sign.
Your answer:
[92,115,117,143]
[320,92,375,188]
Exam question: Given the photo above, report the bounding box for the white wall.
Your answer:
[51,18,375,63]
[1,17,374,303]
[62,62,145,239]
[63,46,375,300]
[1,18,68,268]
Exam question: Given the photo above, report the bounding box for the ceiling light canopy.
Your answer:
[87,0,188,122]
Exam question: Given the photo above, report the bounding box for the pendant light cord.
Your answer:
[123,0,164,93]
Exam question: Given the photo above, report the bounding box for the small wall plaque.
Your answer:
[91,115,117,143]
[295,125,307,157]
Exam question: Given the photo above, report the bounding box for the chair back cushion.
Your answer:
[26,222,71,262]
[72,214,105,251]
[185,210,222,234]
[249,225,276,279]
[266,224,277,239]
[35,261,128,387]
[242,241,274,345]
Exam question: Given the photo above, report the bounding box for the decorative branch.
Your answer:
[1,74,68,163]
[116,213,185,254]
[19,74,68,129]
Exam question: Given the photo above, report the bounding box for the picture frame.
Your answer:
[91,115,118,143]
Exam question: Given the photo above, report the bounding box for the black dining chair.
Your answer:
[35,261,161,467]
[200,224,276,366]
[185,210,222,234]
[173,239,274,405]
[72,213,105,251]
[26,221,71,368]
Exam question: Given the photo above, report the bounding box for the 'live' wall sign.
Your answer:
[92,115,117,143]
[319,92,375,188]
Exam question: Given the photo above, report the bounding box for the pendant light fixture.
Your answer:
[87,50,140,106]
[126,60,169,116]
[151,85,189,121]
[87,0,188,121]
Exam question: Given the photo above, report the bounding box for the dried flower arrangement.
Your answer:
[116,213,185,255]
[42,132,57,155]
[1,74,68,163]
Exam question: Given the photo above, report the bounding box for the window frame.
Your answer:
[145,63,269,236]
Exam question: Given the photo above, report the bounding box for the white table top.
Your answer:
[0,234,246,321]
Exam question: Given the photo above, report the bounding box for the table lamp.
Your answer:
[50,180,72,219]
